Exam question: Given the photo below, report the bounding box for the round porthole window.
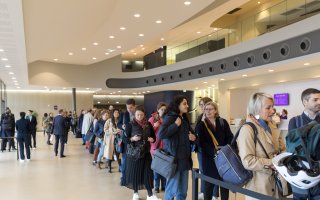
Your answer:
[233,58,240,68]
[280,44,290,57]
[154,78,157,83]
[188,71,192,76]
[300,38,311,53]
[209,67,214,73]
[161,77,165,81]
[198,69,202,75]
[262,49,271,62]
[170,75,174,80]
[247,54,255,66]
[179,73,183,78]
[220,63,226,71]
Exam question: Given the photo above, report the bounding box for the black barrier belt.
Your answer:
[192,169,278,200]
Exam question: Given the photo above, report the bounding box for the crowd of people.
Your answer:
[1,87,319,200]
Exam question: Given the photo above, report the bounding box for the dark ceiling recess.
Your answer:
[227,8,241,14]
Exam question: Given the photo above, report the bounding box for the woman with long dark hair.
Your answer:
[158,95,197,200]
[123,105,160,200]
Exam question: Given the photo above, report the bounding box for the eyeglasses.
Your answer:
[204,108,215,111]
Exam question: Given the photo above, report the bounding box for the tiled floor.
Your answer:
[0,133,246,200]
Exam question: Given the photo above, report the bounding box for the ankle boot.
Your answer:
[108,160,112,173]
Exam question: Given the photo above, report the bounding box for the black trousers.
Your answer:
[54,135,66,156]
[1,130,15,150]
[30,131,36,148]
[17,136,31,160]
[204,180,229,200]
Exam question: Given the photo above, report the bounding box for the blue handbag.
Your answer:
[214,122,260,186]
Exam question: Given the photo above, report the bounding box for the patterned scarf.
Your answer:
[134,118,148,129]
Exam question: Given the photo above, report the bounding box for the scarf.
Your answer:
[258,119,272,135]
[134,118,148,130]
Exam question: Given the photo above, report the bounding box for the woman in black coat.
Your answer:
[195,101,234,200]
[122,105,160,200]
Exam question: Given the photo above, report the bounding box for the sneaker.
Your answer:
[211,196,217,200]
[147,195,161,200]
[19,159,25,163]
[132,193,139,200]
[26,159,31,162]
[198,193,204,200]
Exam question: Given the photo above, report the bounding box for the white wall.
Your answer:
[6,91,93,130]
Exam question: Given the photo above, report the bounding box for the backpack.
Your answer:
[214,122,263,186]
[286,121,320,160]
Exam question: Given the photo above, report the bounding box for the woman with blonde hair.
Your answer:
[237,92,285,200]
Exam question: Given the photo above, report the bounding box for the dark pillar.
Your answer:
[72,88,76,112]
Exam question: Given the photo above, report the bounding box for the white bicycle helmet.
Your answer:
[272,152,320,189]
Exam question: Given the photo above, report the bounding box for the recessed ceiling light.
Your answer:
[53,58,58,61]
[116,101,119,104]
[197,31,201,34]
[16,86,20,89]
[134,13,141,18]
[108,49,115,52]
[304,63,310,66]
[195,87,198,89]
[86,88,90,90]
[142,92,146,94]
[93,42,99,46]
[131,50,135,53]
[118,90,121,93]
[92,57,97,60]
[81,47,86,51]
[109,93,113,95]
[213,28,218,31]
[156,20,162,24]
[140,44,144,47]
[105,52,109,55]
[12,77,16,80]
[242,74,248,77]
[109,35,115,39]
[211,85,215,87]
[5,65,11,68]
[0,49,4,52]
[14,83,19,85]
[68,52,73,55]
[133,92,137,95]
[13,80,18,83]
[220,78,225,81]
[139,33,144,37]
[258,1,261,4]
[97,101,101,104]
[141,48,145,50]
[9,72,14,75]
[120,27,126,30]
[133,53,137,55]
[161,38,164,41]
[147,91,150,93]
[44,86,47,88]
[268,69,274,72]
[63,87,66,90]
[117,46,122,49]
[184,1,191,5]
[203,82,207,84]
[2,58,8,61]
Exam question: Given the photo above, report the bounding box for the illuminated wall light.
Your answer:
[120,27,126,30]
[109,35,115,39]
[184,1,191,5]
[93,42,98,46]
[134,14,141,18]
[139,33,144,37]
[156,20,162,24]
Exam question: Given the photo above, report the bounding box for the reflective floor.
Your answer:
[0,132,245,200]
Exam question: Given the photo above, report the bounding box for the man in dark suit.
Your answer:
[0,107,16,151]
[16,112,31,161]
[117,98,135,186]
[51,109,68,158]
[27,110,37,149]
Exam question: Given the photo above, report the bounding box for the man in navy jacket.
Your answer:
[27,110,37,149]
[16,112,31,161]
[117,98,135,186]
[51,109,68,158]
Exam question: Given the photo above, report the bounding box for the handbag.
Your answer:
[274,171,292,197]
[49,134,54,143]
[84,122,94,142]
[151,149,177,179]
[114,131,124,153]
[214,122,261,186]
[126,140,146,160]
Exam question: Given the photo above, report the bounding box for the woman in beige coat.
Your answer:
[237,92,285,200]
[103,109,121,173]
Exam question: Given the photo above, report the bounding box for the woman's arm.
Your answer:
[158,116,179,139]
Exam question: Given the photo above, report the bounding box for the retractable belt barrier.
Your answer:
[0,136,19,160]
[192,168,280,200]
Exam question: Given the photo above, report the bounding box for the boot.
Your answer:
[97,162,102,169]
[108,160,112,173]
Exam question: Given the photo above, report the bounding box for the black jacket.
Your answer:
[1,113,15,132]
[27,115,37,132]
[94,119,106,138]
[195,117,234,178]
[123,119,155,155]
[16,118,31,138]
[158,112,196,171]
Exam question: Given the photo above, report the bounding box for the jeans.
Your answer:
[97,139,105,162]
[120,153,127,185]
[17,136,31,160]
[164,170,189,200]
[82,134,86,144]
[54,135,66,156]
[154,172,166,190]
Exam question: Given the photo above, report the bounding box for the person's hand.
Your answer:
[131,135,141,142]
[175,117,182,127]
[148,137,154,143]
[188,132,196,141]
[154,121,160,128]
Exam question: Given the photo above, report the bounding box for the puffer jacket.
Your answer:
[158,112,196,171]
